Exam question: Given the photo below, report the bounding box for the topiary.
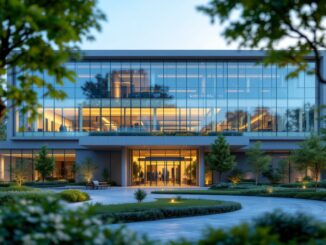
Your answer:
[134,189,147,203]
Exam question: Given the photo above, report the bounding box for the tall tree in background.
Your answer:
[206,135,236,183]
[35,146,54,182]
[198,1,326,83]
[0,114,6,140]
[246,142,271,185]
[292,134,326,190]
[0,0,106,120]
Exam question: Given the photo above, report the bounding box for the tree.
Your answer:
[0,114,6,140]
[262,165,282,185]
[291,134,326,190]
[12,159,30,186]
[206,135,236,183]
[246,142,271,185]
[277,158,291,183]
[77,157,98,183]
[35,146,54,182]
[198,1,326,83]
[0,1,106,120]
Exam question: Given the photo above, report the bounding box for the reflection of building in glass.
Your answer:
[1,50,325,186]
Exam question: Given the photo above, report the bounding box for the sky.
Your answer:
[81,0,239,50]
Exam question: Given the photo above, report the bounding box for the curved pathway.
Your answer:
[70,188,326,242]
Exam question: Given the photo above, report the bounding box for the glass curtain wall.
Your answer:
[15,61,316,136]
[130,149,197,186]
[0,150,76,182]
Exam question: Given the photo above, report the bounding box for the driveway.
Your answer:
[67,187,326,242]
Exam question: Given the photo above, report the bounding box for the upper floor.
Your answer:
[7,50,324,139]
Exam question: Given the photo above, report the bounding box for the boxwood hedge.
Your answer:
[99,201,241,223]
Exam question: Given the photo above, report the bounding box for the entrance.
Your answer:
[131,149,197,186]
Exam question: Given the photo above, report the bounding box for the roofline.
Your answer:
[77,50,319,61]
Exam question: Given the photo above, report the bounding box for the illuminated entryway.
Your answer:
[130,149,198,186]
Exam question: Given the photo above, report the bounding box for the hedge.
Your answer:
[99,201,241,223]
[0,190,90,205]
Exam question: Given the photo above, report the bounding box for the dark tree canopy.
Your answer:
[0,0,106,119]
[206,135,236,183]
[198,0,326,83]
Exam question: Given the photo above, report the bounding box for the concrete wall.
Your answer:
[76,150,122,185]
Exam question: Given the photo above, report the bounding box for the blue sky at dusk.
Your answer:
[81,0,238,50]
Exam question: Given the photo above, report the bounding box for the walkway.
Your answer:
[70,188,326,242]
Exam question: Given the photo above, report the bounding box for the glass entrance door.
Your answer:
[131,149,197,186]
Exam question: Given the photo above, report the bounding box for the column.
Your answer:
[78,106,83,132]
[121,147,128,187]
[0,156,4,180]
[299,109,303,132]
[247,109,251,132]
[198,147,205,187]
[153,107,157,131]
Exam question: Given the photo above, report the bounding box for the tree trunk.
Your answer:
[255,174,259,185]
[0,98,6,121]
[314,166,319,192]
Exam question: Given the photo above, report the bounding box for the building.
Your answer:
[0,50,325,186]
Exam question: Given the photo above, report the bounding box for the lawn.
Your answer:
[92,198,241,223]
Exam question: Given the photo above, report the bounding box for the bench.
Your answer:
[86,180,109,190]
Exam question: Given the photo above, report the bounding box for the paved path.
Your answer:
[67,188,326,242]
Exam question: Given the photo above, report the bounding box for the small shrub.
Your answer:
[59,190,90,203]
[210,182,230,190]
[228,169,244,185]
[134,189,147,203]
[303,176,313,182]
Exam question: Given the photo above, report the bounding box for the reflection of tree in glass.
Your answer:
[81,74,110,99]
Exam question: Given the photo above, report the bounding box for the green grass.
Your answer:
[92,198,241,223]
[93,198,224,214]
[151,187,326,201]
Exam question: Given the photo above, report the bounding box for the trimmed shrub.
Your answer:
[0,191,55,206]
[134,189,147,203]
[59,190,90,203]
[0,185,37,192]
[210,182,231,189]
[25,181,68,188]
[99,202,241,223]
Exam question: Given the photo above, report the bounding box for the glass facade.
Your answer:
[15,60,317,137]
[130,149,197,186]
[0,150,75,182]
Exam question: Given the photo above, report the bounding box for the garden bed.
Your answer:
[151,188,326,201]
[0,188,90,205]
[92,198,241,223]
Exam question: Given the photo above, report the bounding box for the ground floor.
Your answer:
[1,146,319,186]
[70,187,326,242]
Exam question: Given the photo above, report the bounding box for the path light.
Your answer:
[302,185,307,189]
[266,187,273,194]
[170,199,175,203]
